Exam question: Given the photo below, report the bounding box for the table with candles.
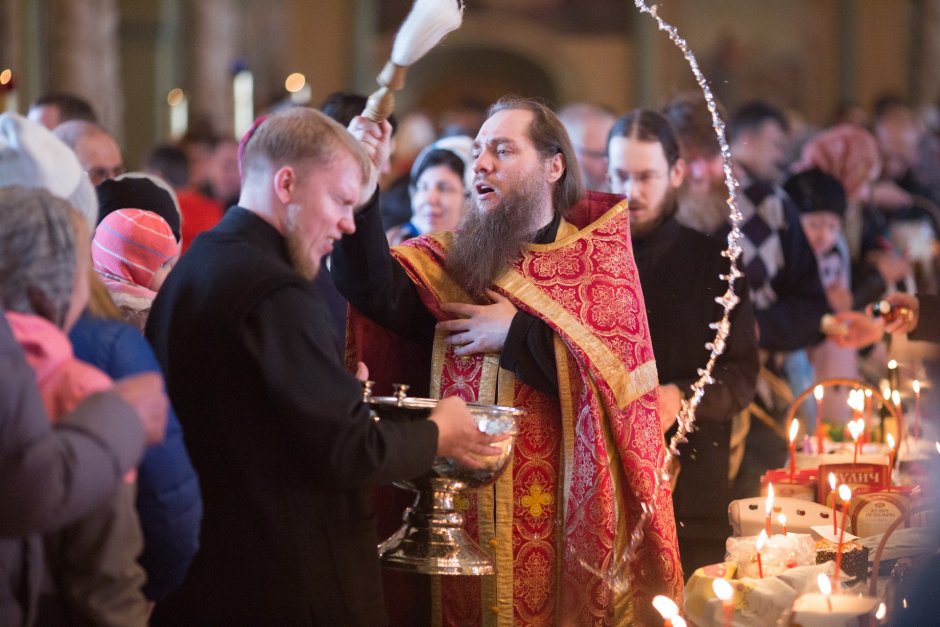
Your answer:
[678,367,937,626]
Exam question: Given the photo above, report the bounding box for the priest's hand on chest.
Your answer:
[437,289,516,356]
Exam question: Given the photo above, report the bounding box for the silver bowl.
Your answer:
[365,383,521,575]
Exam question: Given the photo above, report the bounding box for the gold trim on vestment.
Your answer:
[591,373,633,623]
[492,368,516,627]
[393,239,473,305]
[523,200,626,253]
[553,336,576,612]
[495,267,658,409]
[429,329,446,399]
[476,356,500,626]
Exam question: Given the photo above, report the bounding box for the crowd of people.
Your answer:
[0,84,937,626]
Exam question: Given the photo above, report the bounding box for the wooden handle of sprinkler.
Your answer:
[362,62,409,122]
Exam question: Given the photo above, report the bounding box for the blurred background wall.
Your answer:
[3,0,938,167]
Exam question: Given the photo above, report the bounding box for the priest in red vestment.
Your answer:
[333,97,682,626]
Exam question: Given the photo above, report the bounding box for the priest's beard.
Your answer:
[284,202,319,280]
[446,177,551,302]
[676,178,730,235]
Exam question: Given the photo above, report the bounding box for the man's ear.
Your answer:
[670,157,687,189]
[546,153,564,185]
[273,165,295,204]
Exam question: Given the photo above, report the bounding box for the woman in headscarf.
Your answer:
[0,186,150,626]
[386,135,474,245]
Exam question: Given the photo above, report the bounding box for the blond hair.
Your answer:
[241,107,369,184]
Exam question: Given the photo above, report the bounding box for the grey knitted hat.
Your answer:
[0,186,78,328]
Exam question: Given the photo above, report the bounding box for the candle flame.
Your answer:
[887,433,896,450]
[814,384,823,401]
[756,529,768,551]
[712,577,733,601]
[848,420,861,442]
[936,442,940,455]
[888,359,898,370]
[828,472,836,490]
[777,513,786,528]
[789,419,799,443]
[672,616,687,627]
[817,573,832,595]
[651,595,678,619]
[892,390,901,407]
[765,483,774,515]
[284,72,306,93]
[865,388,872,398]
[166,88,185,107]
[913,380,920,394]
[876,602,887,620]
[838,484,852,503]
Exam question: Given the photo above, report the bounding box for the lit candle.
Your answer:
[864,388,872,443]
[764,483,774,536]
[848,419,862,464]
[755,529,767,578]
[777,513,787,535]
[913,380,921,439]
[833,484,853,587]
[652,595,679,626]
[876,602,887,621]
[817,573,833,612]
[671,617,687,627]
[886,433,896,486]
[888,359,899,394]
[828,472,837,536]
[814,385,824,454]
[788,419,799,480]
[712,577,734,627]
[167,88,189,138]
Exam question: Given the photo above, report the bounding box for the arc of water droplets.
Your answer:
[578,0,746,596]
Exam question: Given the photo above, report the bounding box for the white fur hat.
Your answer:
[0,112,98,232]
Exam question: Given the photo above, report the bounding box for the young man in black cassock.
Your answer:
[608,109,760,579]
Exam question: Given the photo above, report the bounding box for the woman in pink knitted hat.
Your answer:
[794,123,912,300]
[92,209,180,332]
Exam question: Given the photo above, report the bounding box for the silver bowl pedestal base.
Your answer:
[378,477,495,576]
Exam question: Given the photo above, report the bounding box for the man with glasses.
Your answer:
[53,120,126,186]
[607,109,759,578]
[558,102,616,192]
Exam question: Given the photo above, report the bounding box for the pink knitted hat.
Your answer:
[793,124,881,202]
[92,208,178,298]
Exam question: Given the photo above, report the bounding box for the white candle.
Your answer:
[167,88,188,138]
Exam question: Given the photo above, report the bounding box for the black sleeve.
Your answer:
[240,284,439,490]
[850,259,888,310]
[754,202,830,352]
[672,277,760,423]
[499,311,558,395]
[331,190,436,342]
[910,294,940,343]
